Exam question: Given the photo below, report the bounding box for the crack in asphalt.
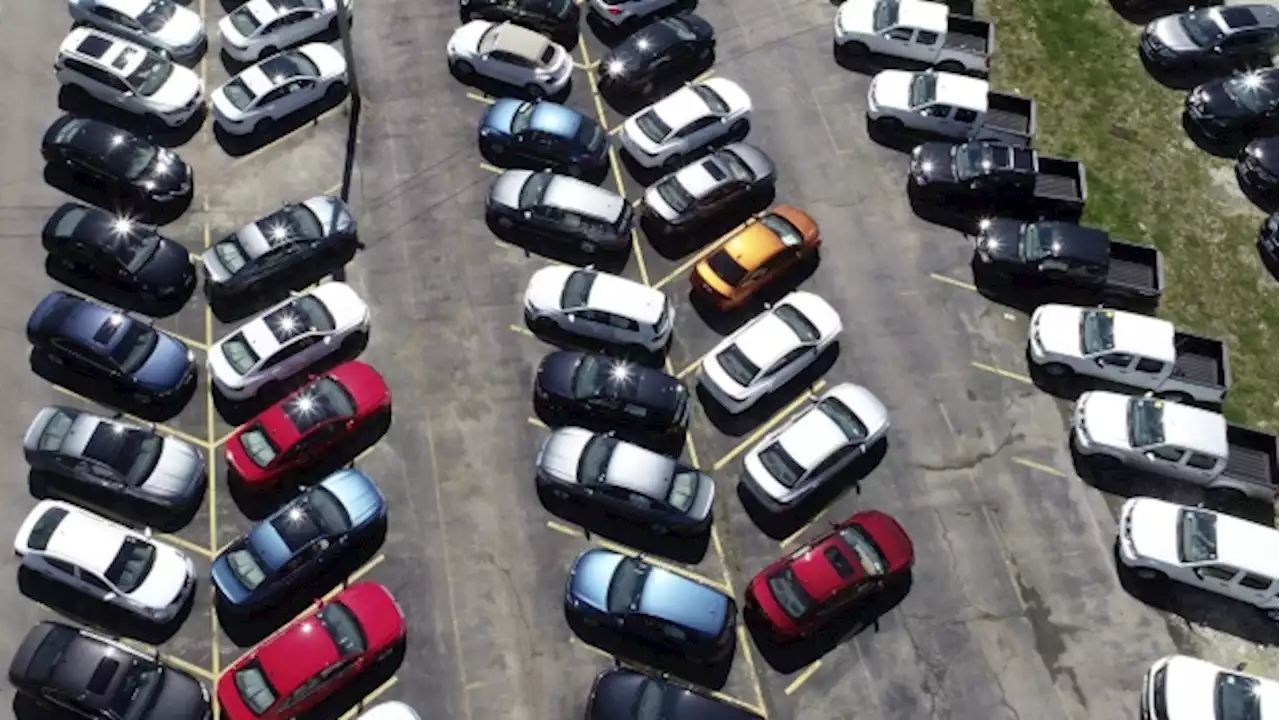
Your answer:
[1012,566,1089,713]
[912,426,1023,472]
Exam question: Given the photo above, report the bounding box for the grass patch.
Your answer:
[982,0,1277,430]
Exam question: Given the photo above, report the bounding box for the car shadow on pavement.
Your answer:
[301,640,407,720]
[56,87,205,149]
[832,45,945,78]
[207,241,360,324]
[536,483,711,564]
[41,165,192,228]
[28,469,203,534]
[44,257,193,320]
[17,565,195,645]
[449,69,573,106]
[29,351,197,423]
[686,252,821,337]
[485,214,628,273]
[969,261,1159,316]
[864,115,932,154]
[696,344,839,438]
[565,610,732,690]
[1027,356,1225,412]
[642,187,774,262]
[1139,53,1261,92]
[213,88,351,157]
[1180,111,1252,159]
[533,395,686,457]
[597,53,716,116]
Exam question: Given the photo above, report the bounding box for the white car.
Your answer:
[208,281,370,401]
[619,78,752,169]
[588,0,681,27]
[742,383,889,510]
[219,0,353,63]
[211,43,348,135]
[56,27,204,127]
[698,291,842,414]
[68,0,205,57]
[356,702,423,720]
[1142,655,1278,720]
[446,20,573,98]
[523,266,673,352]
[14,499,195,622]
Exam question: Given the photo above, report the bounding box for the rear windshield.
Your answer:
[221,334,259,375]
[757,442,805,488]
[238,427,278,468]
[520,172,554,210]
[560,270,596,308]
[774,305,819,343]
[234,661,277,715]
[667,470,699,512]
[818,397,868,441]
[320,600,367,656]
[27,507,69,551]
[716,345,759,386]
[24,625,79,682]
[690,83,728,113]
[221,78,255,111]
[635,110,671,143]
[606,557,649,614]
[577,434,617,484]
[766,567,813,619]
[705,249,749,286]
[227,545,267,591]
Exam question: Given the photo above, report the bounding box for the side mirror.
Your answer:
[1142,391,1155,399]
[1236,662,1248,672]
[346,419,356,430]
[103,592,118,602]
[523,210,533,220]
[566,314,576,323]
[1095,358,1106,367]
[142,527,153,539]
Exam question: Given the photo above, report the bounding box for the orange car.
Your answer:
[690,206,821,310]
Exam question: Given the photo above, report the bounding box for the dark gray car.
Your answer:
[9,621,210,720]
[641,142,775,231]
[486,169,633,254]
[1141,4,1279,69]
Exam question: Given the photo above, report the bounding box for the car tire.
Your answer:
[325,82,348,103]
[729,119,748,138]
[1134,568,1167,583]
[254,117,277,135]
[1158,391,1192,404]
[1041,362,1071,378]
[64,84,92,106]
[937,60,965,73]
[259,45,279,59]
[527,315,554,335]
[874,116,905,134]
[662,153,685,171]
[495,214,514,229]
[579,240,597,254]
[483,138,506,156]
[524,83,545,99]
[565,163,582,177]
[453,60,475,77]
[842,41,869,56]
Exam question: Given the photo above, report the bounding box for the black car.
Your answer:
[459,0,579,37]
[1139,4,1279,70]
[598,12,715,94]
[42,203,196,303]
[586,668,762,720]
[1258,212,1278,277]
[41,116,192,206]
[1185,68,1279,141]
[9,621,211,720]
[534,350,690,436]
[1236,135,1278,211]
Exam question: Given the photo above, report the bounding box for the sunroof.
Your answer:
[93,315,126,344]
[87,658,120,695]
[263,304,311,343]
[1220,7,1258,28]
[76,35,113,59]
[702,160,727,181]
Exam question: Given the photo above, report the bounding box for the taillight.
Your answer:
[985,56,990,69]
[607,6,622,14]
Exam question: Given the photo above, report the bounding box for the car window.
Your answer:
[917,30,939,44]
[763,347,809,378]
[25,507,70,551]
[954,108,979,123]
[576,434,617,483]
[1178,508,1217,562]
[234,661,278,715]
[80,570,113,592]
[921,105,951,118]
[1149,446,1183,463]
[260,86,290,106]
[1196,565,1237,582]
[1239,573,1273,590]
[606,557,649,614]
[766,567,814,619]
[519,172,553,209]
[104,537,156,593]
[1101,353,1133,367]
[23,625,78,683]
[109,660,165,720]
[1134,357,1164,373]
[1187,453,1218,470]
[675,117,715,138]
[46,558,78,575]
[319,600,368,656]
[886,27,913,41]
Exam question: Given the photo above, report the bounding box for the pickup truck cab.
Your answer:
[1027,305,1230,405]
[833,0,993,74]
[1072,391,1280,503]
[910,141,1086,221]
[1142,655,1279,720]
[867,70,1036,145]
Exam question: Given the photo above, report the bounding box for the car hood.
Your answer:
[638,569,729,636]
[634,369,684,415]
[136,236,195,288]
[536,426,593,483]
[1076,391,1133,450]
[153,667,210,720]
[588,670,649,720]
[836,0,877,34]
[869,70,914,111]
[974,218,1024,262]
[1124,498,1182,566]
[298,42,348,80]
[1188,80,1248,120]
[449,19,492,55]
[302,195,355,236]
[309,281,369,331]
[568,548,625,612]
[153,4,206,49]
[488,169,533,211]
[480,98,522,137]
[133,333,191,392]
[911,142,958,183]
[147,65,202,112]
[139,438,202,501]
[524,265,574,312]
[1149,15,1197,52]
[535,350,581,401]
[129,543,191,610]
[1029,304,1083,357]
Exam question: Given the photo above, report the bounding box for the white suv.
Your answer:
[523,266,673,352]
[56,27,204,127]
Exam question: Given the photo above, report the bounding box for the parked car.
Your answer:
[534,350,690,436]
[477,99,608,176]
[1140,4,1279,70]
[744,511,914,639]
[587,0,682,29]
[486,169,632,254]
[459,0,580,38]
[13,500,195,622]
[55,27,204,127]
[219,0,353,62]
[691,206,821,310]
[68,0,206,57]
[9,620,210,720]
[1185,68,1279,142]
[585,667,762,719]
[598,12,715,94]
[225,361,391,487]
[833,0,994,74]
[26,291,196,403]
[207,281,370,401]
[42,203,196,302]
[1259,212,1278,277]
[866,70,1035,145]
[698,291,842,414]
[211,469,386,611]
[565,548,737,661]
[447,20,573,98]
[1236,135,1278,210]
[909,141,1086,222]
[619,78,752,169]
[641,142,776,232]
[211,43,349,135]
[355,702,424,720]
[1141,655,1278,720]
[41,116,192,206]
[217,582,405,720]
[523,266,674,352]
[23,405,205,515]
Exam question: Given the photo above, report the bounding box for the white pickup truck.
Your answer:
[866,70,1036,145]
[1072,391,1279,503]
[834,0,994,74]
[1027,304,1231,405]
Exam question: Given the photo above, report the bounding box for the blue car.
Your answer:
[211,469,386,612]
[26,291,194,402]
[478,99,608,176]
[565,548,736,662]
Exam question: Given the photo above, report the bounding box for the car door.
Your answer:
[273,675,326,718]
[1097,352,1135,377]
[39,556,79,587]
[256,84,292,120]
[676,116,721,152]
[1192,564,1240,597]
[569,308,610,340]
[77,566,119,602]
[761,346,813,393]
[260,14,302,48]
[805,443,854,490]
[881,26,917,59]
[256,338,314,383]
[1237,573,1275,605]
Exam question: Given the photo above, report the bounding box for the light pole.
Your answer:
[335,0,360,114]
[331,0,361,279]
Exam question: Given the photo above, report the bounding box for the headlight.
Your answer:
[186,350,195,362]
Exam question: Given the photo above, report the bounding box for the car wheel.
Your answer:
[729,119,748,137]
[259,45,279,59]
[524,83,545,99]
[1134,568,1167,582]
[527,315,554,334]
[937,60,965,73]
[565,163,582,177]
[483,138,507,156]
[64,84,92,106]
[579,240,597,253]
[1158,391,1192,404]
[874,116,905,134]
[495,214,514,229]
[452,59,475,77]
[1041,362,1071,378]
[1208,486,1250,506]
[327,81,349,103]
[662,153,686,171]
[842,41,870,56]
[254,117,277,135]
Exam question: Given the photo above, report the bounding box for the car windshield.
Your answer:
[952,143,993,181]
[221,78,256,111]
[509,101,538,133]
[256,204,323,247]
[667,469,699,512]
[109,661,164,720]
[126,54,174,97]
[1180,9,1225,47]
[228,6,262,35]
[576,121,603,150]
[1178,508,1217,563]
[839,524,888,575]
[571,355,608,399]
[37,409,75,452]
[294,295,336,332]
[125,436,164,487]
[519,172,554,210]
[717,345,760,386]
[719,151,754,182]
[761,213,805,247]
[319,601,368,656]
[819,397,868,441]
[655,178,694,213]
[635,110,672,143]
[606,557,649,614]
[272,487,350,550]
[767,567,814,619]
[221,333,260,375]
[234,662,277,715]
[705,249,749,285]
[1215,672,1262,720]
[104,537,157,593]
[227,544,267,591]
[239,427,278,468]
[774,304,820,342]
[214,237,249,274]
[284,377,357,432]
[120,231,162,273]
[1128,398,1165,447]
[1019,222,1056,262]
[634,679,667,720]
[1225,71,1278,113]
[690,83,728,113]
[908,72,937,109]
[109,325,160,375]
[1080,310,1115,354]
[872,0,900,32]
[576,434,617,483]
[136,0,176,32]
[122,143,160,180]
[560,270,596,307]
[757,441,805,488]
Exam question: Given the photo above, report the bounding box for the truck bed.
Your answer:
[985,92,1037,137]
[942,16,993,55]
[1105,241,1164,296]
[1223,424,1279,489]
[1170,331,1230,388]
[1033,157,1087,202]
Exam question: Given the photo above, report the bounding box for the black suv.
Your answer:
[1185,69,1279,142]
[1237,135,1278,211]
[598,12,716,94]
[41,116,192,206]
[534,350,690,437]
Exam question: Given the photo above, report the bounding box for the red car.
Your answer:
[744,511,913,640]
[226,360,391,487]
[217,582,405,720]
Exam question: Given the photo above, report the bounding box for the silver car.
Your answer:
[486,169,632,254]
[642,142,776,230]
[68,0,206,57]
[23,406,205,516]
[535,426,714,534]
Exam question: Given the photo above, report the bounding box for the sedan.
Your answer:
[226,361,391,487]
[618,78,751,169]
[698,291,842,415]
[741,383,889,511]
[68,0,205,58]
[478,99,608,175]
[459,0,580,38]
[586,668,762,720]
[598,12,715,94]
[1140,4,1279,70]
[486,169,631,254]
[565,548,736,661]
[691,205,820,310]
[211,469,386,611]
[211,43,349,135]
[536,426,714,533]
[447,20,573,98]
[41,116,192,206]
[24,405,205,516]
[1236,135,1278,210]
[219,0,352,63]
[534,350,690,437]
[744,511,914,639]
[588,0,681,28]
[642,143,775,231]
[1186,68,1278,142]
[217,582,405,720]
[523,266,674,352]
[26,291,195,403]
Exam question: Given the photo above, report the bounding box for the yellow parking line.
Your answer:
[1013,457,1067,477]
[120,638,217,681]
[711,381,827,472]
[651,215,760,291]
[674,356,704,380]
[628,226,651,287]
[971,361,1032,384]
[338,676,400,720]
[159,532,217,559]
[547,520,731,594]
[229,102,349,166]
[479,163,503,174]
[48,386,214,449]
[779,519,821,550]
[574,61,599,71]
[203,221,219,705]
[928,272,977,292]
[466,92,495,105]
[527,416,548,429]
[165,330,209,352]
[212,427,239,449]
[693,69,716,83]
[510,323,535,337]
[609,124,624,136]
[323,182,342,196]
[189,252,202,264]
[784,660,822,695]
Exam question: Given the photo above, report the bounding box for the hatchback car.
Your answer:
[219,0,352,62]
[1185,68,1279,142]
[56,27,204,127]
[41,116,192,206]
[27,291,195,403]
[212,43,349,135]
[536,426,714,533]
[1140,4,1279,70]
[534,350,690,437]
[524,266,674,352]
[698,291,842,415]
[1236,135,1278,210]
[208,282,370,401]
[24,405,205,515]
[460,0,579,38]
[588,0,681,28]
[744,511,914,639]
[486,169,632,254]
[691,206,820,310]
[586,667,762,720]
[14,500,196,622]
[741,383,889,511]
[201,195,357,299]
[598,12,715,94]
[565,548,736,661]
[478,99,609,175]
[217,582,405,720]
[619,78,752,169]
[69,0,205,57]
[211,469,387,611]
[9,620,210,720]
[642,143,775,232]
[448,20,573,98]
[225,361,391,487]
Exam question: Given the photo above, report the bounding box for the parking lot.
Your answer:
[0,0,1272,718]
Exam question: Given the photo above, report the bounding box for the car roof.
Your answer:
[42,294,139,354]
[1157,401,1230,458]
[232,289,339,365]
[93,0,152,16]
[651,85,715,130]
[60,27,148,77]
[774,403,850,470]
[788,531,862,600]
[529,102,584,138]
[636,567,728,635]
[585,273,667,324]
[26,502,128,575]
[933,72,990,112]
[604,442,675,498]
[1214,511,1280,579]
[1106,310,1176,363]
[45,629,142,711]
[1039,222,1111,267]
[674,155,735,199]
[614,19,682,61]
[733,310,803,369]
[1217,4,1278,30]
[543,176,625,221]
[898,0,948,33]
[492,22,552,61]
[253,607,342,695]
[718,222,786,272]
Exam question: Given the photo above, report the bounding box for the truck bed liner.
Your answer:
[943,17,992,54]
[1170,332,1229,387]
[1223,425,1279,488]
[1108,259,1158,290]
[1035,174,1083,201]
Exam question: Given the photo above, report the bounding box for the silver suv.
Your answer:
[487,169,633,254]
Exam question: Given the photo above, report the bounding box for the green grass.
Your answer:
[982,0,1278,431]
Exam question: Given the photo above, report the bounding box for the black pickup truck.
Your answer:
[909,141,1086,221]
[971,219,1166,309]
